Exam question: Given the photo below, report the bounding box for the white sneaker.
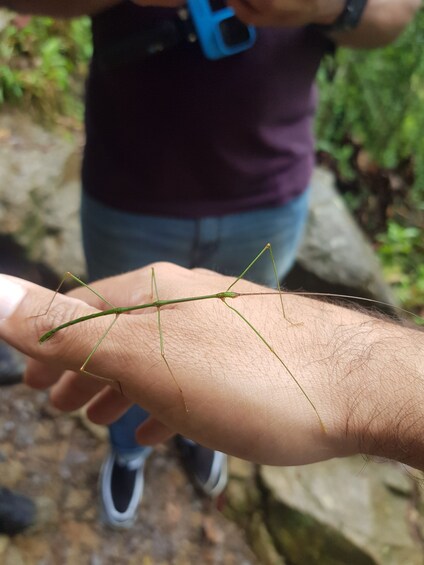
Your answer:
[176,438,228,498]
[99,449,152,529]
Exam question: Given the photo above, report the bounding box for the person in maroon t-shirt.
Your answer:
[2,0,419,529]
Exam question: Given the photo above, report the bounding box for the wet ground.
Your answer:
[0,383,258,564]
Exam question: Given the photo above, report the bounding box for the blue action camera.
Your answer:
[187,0,256,60]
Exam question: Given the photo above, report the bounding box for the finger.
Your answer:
[24,358,65,390]
[132,0,185,7]
[50,370,106,412]
[228,0,259,23]
[135,417,175,445]
[0,273,200,428]
[237,0,272,12]
[86,387,134,425]
[229,0,301,27]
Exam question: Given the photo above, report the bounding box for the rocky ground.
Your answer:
[0,383,258,565]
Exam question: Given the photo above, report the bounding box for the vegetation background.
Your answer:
[0,9,423,314]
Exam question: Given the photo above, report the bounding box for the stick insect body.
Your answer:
[39,290,239,343]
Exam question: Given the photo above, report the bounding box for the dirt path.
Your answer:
[1,383,258,564]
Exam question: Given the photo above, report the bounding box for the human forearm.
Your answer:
[229,0,420,49]
[344,321,424,469]
[299,302,424,468]
[243,292,424,469]
[331,0,422,48]
[0,0,122,18]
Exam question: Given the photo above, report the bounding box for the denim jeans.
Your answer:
[81,190,310,455]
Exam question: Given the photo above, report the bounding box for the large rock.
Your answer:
[286,168,397,312]
[0,111,85,278]
[259,457,423,565]
[225,455,424,565]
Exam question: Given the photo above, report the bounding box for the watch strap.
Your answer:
[314,0,368,33]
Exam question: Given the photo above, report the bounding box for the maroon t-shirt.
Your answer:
[82,3,332,217]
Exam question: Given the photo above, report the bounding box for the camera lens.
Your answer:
[219,16,250,47]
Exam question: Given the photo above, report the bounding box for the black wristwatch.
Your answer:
[314,0,368,33]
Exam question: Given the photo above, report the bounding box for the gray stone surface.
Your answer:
[0,10,12,33]
[260,457,424,565]
[0,111,85,277]
[286,168,397,312]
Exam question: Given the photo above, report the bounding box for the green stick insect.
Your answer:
[38,243,423,435]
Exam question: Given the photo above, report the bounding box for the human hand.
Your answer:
[0,266,423,469]
[0,266,349,465]
[130,0,344,26]
[228,0,345,28]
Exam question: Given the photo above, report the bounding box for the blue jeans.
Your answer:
[81,191,310,455]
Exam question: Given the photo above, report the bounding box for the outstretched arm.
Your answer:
[0,0,122,18]
[229,0,421,48]
[328,0,422,48]
[0,0,185,18]
[0,266,423,469]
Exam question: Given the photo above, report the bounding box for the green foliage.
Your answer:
[376,220,424,313]
[316,10,424,313]
[316,9,424,203]
[0,15,91,120]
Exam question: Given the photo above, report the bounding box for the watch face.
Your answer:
[338,0,369,30]
[219,16,251,47]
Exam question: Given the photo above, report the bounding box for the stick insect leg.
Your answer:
[151,267,188,413]
[35,271,116,318]
[222,244,323,430]
[226,243,300,326]
[79,314,124,394]
[223,299,325,434]
[40,272,124,393]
